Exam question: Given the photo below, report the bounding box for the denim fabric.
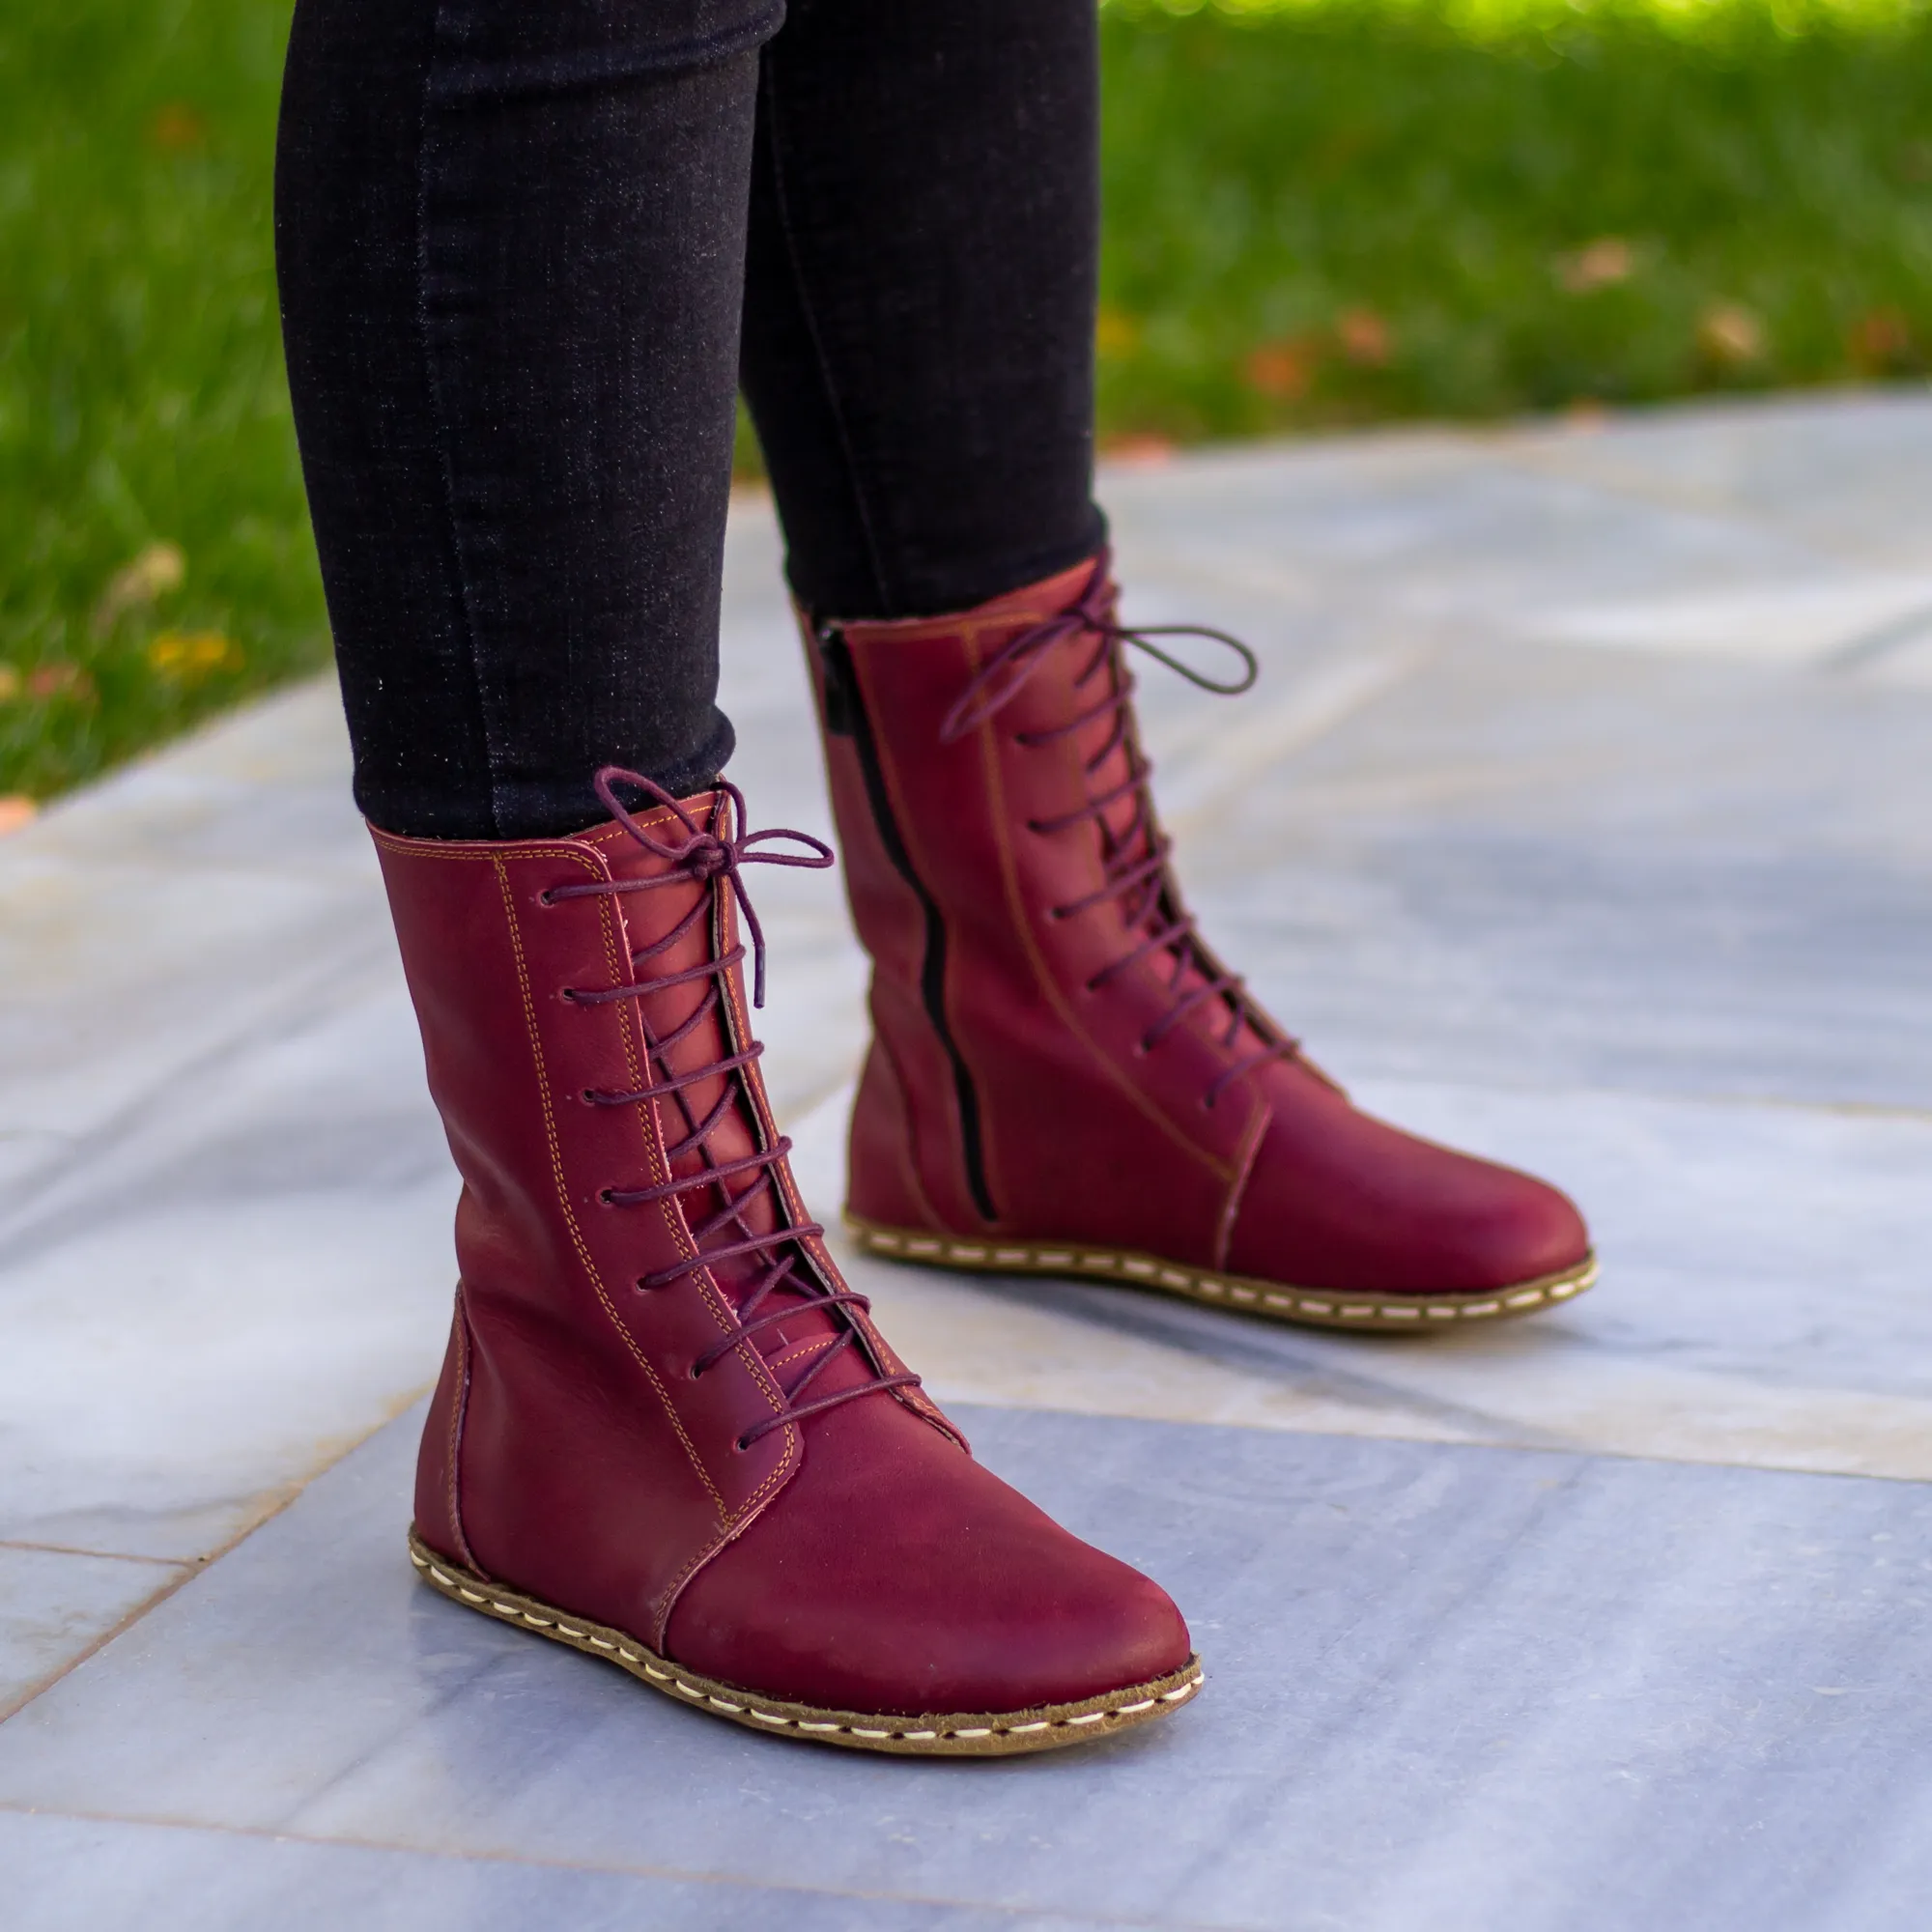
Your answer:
[276,0,1104,838]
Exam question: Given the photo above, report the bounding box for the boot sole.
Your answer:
[409,1533,1203,1756]
[846,1213,1599,1333]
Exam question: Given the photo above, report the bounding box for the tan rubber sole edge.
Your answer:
[409,1533,1203,1757]
[846,1213,1599,1333]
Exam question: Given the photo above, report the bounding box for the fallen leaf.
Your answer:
[1557,238,1634,294]
[1848,306,1914,372]
[149,630,242,679]
[149,103,208,153]
[1336,307,1394,366]
[0,665,19,702]
[0,796,38,838]
[1699,302,1765,366]
[1102,432,1175,469]
[26,663,96,702]
[1243,337,1318,400]
[92,541,185,635]
[1095,308,1140,358]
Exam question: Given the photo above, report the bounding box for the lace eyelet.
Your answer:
[732,1435,751,1453]
[597,1187,615,1205]
[560,987,582,1003]
[537,889,556,907]
[581,1088,599,1104]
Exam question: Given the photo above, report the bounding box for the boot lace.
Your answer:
[938,554,1294,1108]
[549,767,920,1448]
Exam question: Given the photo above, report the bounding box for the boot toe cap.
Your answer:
[1231,1085,1594,1295]
[665,1401,1191,1717]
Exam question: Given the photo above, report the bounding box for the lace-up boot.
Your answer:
[809,557,1596,1330]
[376,771,1197,1753]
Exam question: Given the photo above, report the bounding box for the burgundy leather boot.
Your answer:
[377,771,1198,1754]
[806,557,1596,1331]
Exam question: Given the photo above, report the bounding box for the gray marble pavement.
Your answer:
[3,391,1930,1928]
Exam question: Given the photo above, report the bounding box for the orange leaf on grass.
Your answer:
[1101,432,1175,469]
[1243,338,1318,400]
[1848,307,1914,372]
[1556,238,1634,294]
[1699,302,1765,366]
[1336,307,1393,366]
[149,103,208,153]
[26,664,96,703]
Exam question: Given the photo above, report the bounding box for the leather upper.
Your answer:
[810,563,1590,1296]
[380,790,1191,1707]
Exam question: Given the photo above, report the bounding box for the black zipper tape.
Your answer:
[818,625,998,1224]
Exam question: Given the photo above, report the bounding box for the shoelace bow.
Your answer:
[939,554,1295,1107]
[549,768,919,1449]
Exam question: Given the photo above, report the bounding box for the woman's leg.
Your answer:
[270,0,1196,1752]
[740,0,1106,620]
[747,0,1596,1330]
[275,0,777,837]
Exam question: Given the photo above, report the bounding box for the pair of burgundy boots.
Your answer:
[381,556,1594,1756]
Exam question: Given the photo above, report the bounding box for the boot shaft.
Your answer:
[375,804,810,1567]
[377,781,943,1637]
[805,558,1285,1241]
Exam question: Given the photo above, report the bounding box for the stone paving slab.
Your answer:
[8,1402,1932,1932]
[802,1075,1932,1480]
[3,393,1930,1923]
[0,1812,1098,1932]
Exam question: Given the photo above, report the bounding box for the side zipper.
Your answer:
[817,624,999,1224]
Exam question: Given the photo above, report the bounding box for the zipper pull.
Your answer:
[816,623,855,738]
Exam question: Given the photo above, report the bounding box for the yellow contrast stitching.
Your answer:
[412,1542,1202,1745]
[490,853,731,1520]
[852,1217,1600,1326]
[959,634,1235,1185]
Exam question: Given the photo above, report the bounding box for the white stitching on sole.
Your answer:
[857,1223,1593,1327]
[413,1542,1197,1749]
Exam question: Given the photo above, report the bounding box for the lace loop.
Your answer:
[943,558,1297,1106]
[938,551,1257,744]
[556,769,917,1443]
[543,768,834,1008]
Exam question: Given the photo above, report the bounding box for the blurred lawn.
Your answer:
[1098,0,1932,440]
[5,0,1932,804]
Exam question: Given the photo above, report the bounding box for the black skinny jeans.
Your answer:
[275,0,1106,838]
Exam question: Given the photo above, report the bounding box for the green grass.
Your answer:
[1098,0,1932,440]
[6,0,1932,803]
[1,0,324,806]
